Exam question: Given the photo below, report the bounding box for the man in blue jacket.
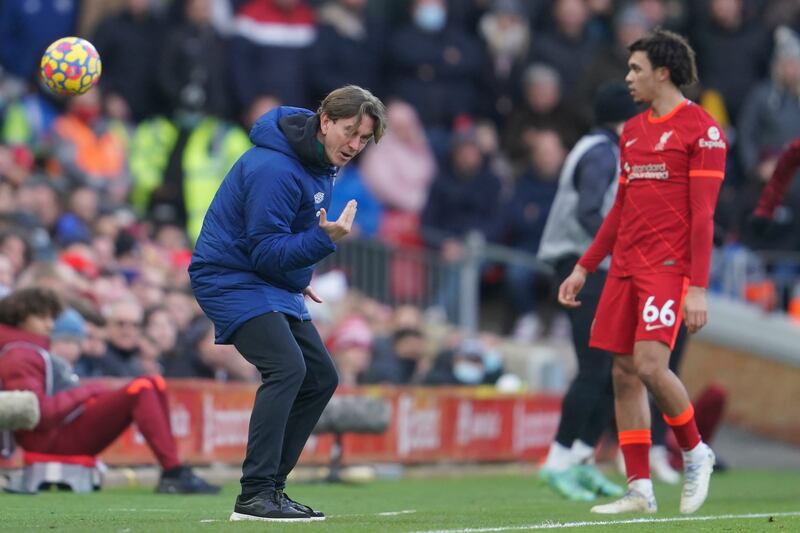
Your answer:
[189,85,386,522]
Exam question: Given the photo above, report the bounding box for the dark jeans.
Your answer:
[553,256,616,448]
[232,312,338,494]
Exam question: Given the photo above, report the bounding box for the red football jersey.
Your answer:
[580,99,727,286]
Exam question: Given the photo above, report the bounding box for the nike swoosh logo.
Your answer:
[645,323,668,331]
[625,138,638,148]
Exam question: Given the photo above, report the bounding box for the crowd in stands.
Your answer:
[1,0,800,382]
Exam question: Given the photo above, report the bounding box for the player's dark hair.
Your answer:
[0,287,64,327]
[318,85,387,143]
[629,30,698,87]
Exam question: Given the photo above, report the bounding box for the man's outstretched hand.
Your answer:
[319,199,357,241]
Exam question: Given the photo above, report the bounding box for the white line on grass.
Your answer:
[200,509,419,522]
[407,511,800,533]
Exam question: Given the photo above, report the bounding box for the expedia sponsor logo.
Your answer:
[698,138,726,149]
[629,162,669,181]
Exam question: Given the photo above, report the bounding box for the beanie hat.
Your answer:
[594,81,638,125]
[51,308,87,341]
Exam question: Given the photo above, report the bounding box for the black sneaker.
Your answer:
[230,490,312,522]
[281,491,326,521]
[156,466,221,494]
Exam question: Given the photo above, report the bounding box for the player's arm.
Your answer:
[754,138,800,218]
[685,122,727,332]
[577,176,626,273]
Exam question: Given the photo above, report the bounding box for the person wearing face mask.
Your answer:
[424,337,502,386]
[190,85,387,522]
[387,0,489,133]
[50,88,131,194]
[478,0,532,125]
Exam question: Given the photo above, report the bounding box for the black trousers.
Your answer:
[232,312,338,494]
[553,256,615,448]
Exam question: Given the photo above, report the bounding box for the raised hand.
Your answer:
[319,199,357,242]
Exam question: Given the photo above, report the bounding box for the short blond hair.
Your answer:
[318,85,387,143]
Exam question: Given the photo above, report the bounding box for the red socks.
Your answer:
[664,403,702,451]
[619,429,651,481]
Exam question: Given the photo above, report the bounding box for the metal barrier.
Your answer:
[317,231,554,333]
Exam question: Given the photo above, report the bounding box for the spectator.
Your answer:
[49,308,88,368]
[165,317,256,381]
[327,315,374,387]
[365,312,430,385]
[497,129,563,324]
[425,337,496,385]
[50,89,131,197]
[574,5,650,120]
[478,0,531,125]
[325,163,384,237]
[0,231,33,277]
[503,63,588,171]
[360,100,437,213]
[229,0,317,109]
[531,0,599,97]
[387,0,489,132]
[421,125,502,321]
[144,305,179,362]
[92,0,167,121]
[307,0,385,104]
[0,0,78,82]
[738,26,800,181]
[692,0,770,123]
[0,254,14,297]
[99,299,146,377]
[158,0,234,120]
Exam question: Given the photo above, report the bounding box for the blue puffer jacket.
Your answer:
[189,107,337,343]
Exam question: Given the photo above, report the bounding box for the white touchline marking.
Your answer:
[333,509,418,518]
[407,511,800,533]
[200,519,221,523]
[109,509,173,512]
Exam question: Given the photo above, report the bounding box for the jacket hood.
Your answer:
[0,323,49,350]
[249,106,313,161]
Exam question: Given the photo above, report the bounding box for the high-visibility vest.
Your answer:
[130,116,250,242]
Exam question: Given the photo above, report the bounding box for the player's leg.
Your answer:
[230,313,312,521]
[46,381,178,468]
[632,274,715,514]
[589,277,656,514]
[649,325,687,484]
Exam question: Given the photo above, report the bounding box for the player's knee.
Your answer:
[634,359,662,386]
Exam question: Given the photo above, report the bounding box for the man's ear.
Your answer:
[656,66,671,83]
[319,112,330,135]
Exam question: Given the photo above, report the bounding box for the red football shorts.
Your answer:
[589,273,690,354]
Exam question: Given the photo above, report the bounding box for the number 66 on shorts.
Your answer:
[589,273,690,355]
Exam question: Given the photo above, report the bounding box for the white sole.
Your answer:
[229,512,315,522]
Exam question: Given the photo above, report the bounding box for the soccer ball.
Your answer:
[40,37,102,96]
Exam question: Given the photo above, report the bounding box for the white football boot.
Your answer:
[590,487,657,514]
[680,443,715,514]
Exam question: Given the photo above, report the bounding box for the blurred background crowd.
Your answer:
[1,0,800,388]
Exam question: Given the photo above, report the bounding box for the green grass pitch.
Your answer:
[2,469,799,532]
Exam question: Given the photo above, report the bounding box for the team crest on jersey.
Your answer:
[654,130,674,151]
[314,192,325,204]
[698,126,726,150]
